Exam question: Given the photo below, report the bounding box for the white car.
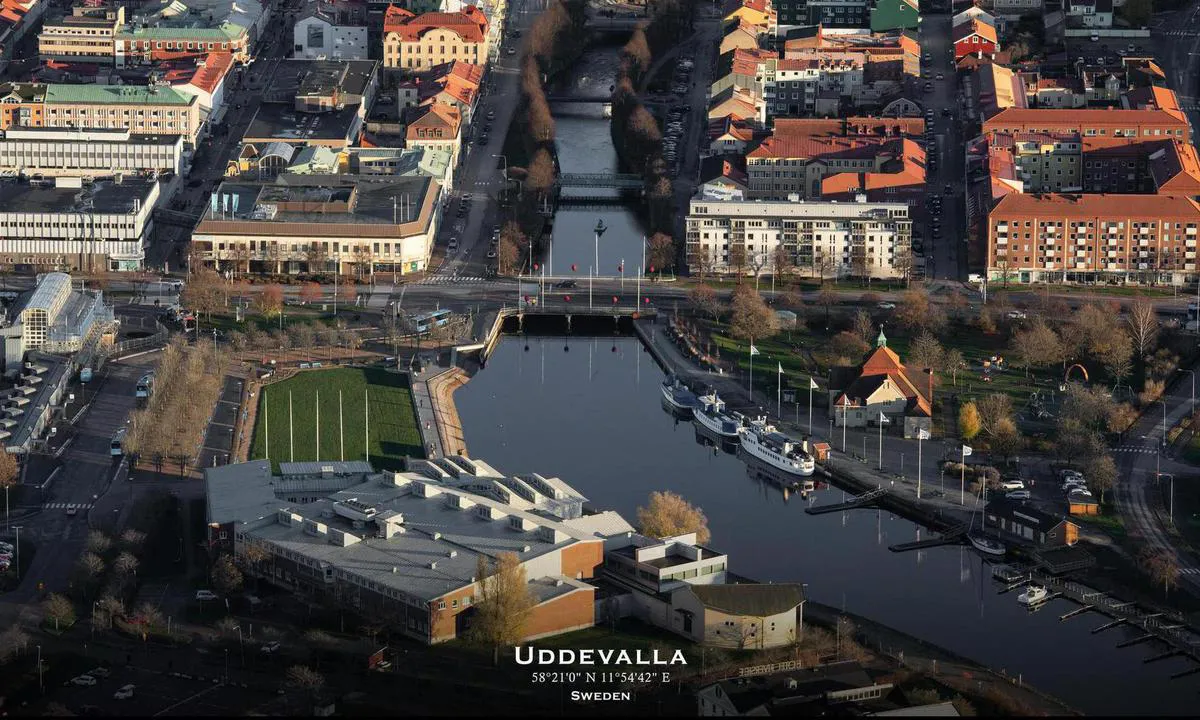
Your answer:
[1069,487,1094,498]
[1000,480,1025,491]
[113,684,136,700]
[877,302,896,310]
[1006,490,1032,500]
[1007,310,1027,320]
[88,667,111,678]
[71,675,98,687]
[195,590,219,601]
[260,641,281,654]
[1059,469,1083,481]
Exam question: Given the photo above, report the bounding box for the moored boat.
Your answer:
[693,391,744,439]
[738,416,815,477]
[1017,584,1049,605]
[967,532,1007,557]
[660,375,699,413]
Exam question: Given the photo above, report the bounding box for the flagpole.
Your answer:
[878,414,883,470]
[748,338,754,400]
[365,388,370,464]
[776,363,782,419]
[917,433,923,500]
[288,391,294,462]
[316,390,320,460]
[808,378,814,436]
[961,444,966,506]
[339,389,345,462]
[264,393,269,461]
[841,397,848,452]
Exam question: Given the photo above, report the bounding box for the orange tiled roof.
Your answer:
[954,18,997,45]
[820,139,926,197]
[834,345,933,417]
[990,192,1200,218]
[985,106,1188,131]
[384,4,488,43]
[187,53,234,95]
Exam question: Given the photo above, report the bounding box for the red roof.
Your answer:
[186,53,234,94]
[834,344,933,417]
[384,4,488,43]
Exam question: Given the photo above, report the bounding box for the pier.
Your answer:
[888,523,968,552]
[805,487,888,515]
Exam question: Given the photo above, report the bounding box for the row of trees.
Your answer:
[122,338,227,476]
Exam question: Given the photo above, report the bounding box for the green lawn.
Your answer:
[249,367,423,472]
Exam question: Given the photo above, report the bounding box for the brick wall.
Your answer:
[560,540,603,579]
[522,587,596,641]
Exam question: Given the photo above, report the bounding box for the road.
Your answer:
[916,7,965,281]
[0,356,157,627]
[430,0,543,281]
[1153,3,1200,131]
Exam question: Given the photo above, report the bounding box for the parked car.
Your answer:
[1007,310,1027,320]
[87,668,110,678]
[71,675,98,687]
[507,47,516,55]
[1069,487,1094,498]
[260,641,281,655]
[1059,469,1083,481]
[556,280,577,289]
[877,301,896,310]
[1006,490,1032,500]
[1000,479,1026,491]
[66,507,78,516]
[487,250,497,259]
[195,590,219,601]
[113,685,136,700]
[936,73,944,81]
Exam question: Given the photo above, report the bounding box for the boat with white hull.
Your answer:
[738,417,815,477]
[661,375,699,413]
[693,391,744,439]
[967,533,1007,557]
[1017,584,1049,606]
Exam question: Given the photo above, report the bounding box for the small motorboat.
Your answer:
[1017,584,1049,606]
[967,532,1007,557]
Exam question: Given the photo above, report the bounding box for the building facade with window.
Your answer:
[191,175,443,277]
[382,5,489,72]
[204,457,619,645]
[0,126,185,178]
[38,5,125,63]
[293,4,369,60]
[0,83,202,145]
[685,195,913,279]
[986,192,1200,284]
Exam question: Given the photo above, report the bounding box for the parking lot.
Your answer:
[659,57,696,176]
[53,662,281,716]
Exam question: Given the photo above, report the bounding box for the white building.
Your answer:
[685,195,913,279]
[0,271,114,368]
[0,127,184,178]
[293,5,369,60]
[0,178,158,273]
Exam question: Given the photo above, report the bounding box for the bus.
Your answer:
[411,309,452,334]
[111,427,126,456]
[135,372,154,400]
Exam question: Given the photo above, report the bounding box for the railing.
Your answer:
[558,173,644,189]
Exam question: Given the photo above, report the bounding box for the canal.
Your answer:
[548,44,648,278]
[454,335,1200,716]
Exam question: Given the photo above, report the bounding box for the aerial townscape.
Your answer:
[2,0,1200,715]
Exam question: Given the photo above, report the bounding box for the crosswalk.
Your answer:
[43,502,93,510]
[1181,567,1200,575]
[1112,446,1157,454]
[1158,30,1200,36]
[417,275,488,285]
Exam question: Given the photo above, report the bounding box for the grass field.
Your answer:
[249,367,423,472]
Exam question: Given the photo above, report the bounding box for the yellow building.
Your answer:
[38,5,124,63]
[382,5,489,72]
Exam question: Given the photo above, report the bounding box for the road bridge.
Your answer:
[558,173,643,189]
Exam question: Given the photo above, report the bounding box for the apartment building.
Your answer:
[685,195,913,279]
[774,0,868,29]
[0,178,158,272]
[38,5,123,63]
[988,132,1084,194]
[986,192,1200,284]
[205,456,625,644]
[0,127,185,178]
[191,175,443,277]
[0,83,202,145]
[764,53,865,117]
[983,105,1191,143]
[744,118,921,198]
[382,5,489,72]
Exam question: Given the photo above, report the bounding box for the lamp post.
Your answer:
[492,154,509,201]
[1160,398,1168,447]
[12,525,20,581]
[1178,369,1195,418]
[593,219,607,279]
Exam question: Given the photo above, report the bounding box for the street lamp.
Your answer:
[1178,368,1196,418]
[594,219,607,279]
[1160,398,1169,447]
[12,525,20,581]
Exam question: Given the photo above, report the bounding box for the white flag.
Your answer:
[809,377,819,390]
[918,428,931,440]
[962,444,973,457]
[879,412,887,423]
[749,344,760,356]
[777,362,783,374]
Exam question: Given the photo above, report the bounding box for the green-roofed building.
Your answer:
[0,82,203,145]
[870,0,920,32]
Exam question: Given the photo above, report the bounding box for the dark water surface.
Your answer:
[454,337,1200,715]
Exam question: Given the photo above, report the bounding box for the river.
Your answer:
[547,45,649,279]
[453,335,1200,715]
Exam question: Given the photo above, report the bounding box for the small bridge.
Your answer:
[805,487,888,515]
[588,16,646,32]
[153,208,201,229]
[558,173,643,189]
[888,523,968,552]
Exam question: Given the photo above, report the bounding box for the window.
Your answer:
[437,600,446,610]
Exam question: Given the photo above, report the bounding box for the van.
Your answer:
[1000,479,1025,491]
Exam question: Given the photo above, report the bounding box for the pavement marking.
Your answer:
[1113,446,1157,454]
[417,275,487,285]
[42,502,94,510]
[1180,568,1200,575]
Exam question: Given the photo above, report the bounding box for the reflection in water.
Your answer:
[454,337,1200,715]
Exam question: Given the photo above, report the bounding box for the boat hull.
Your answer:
[739,434,815,476]
[694,409,742,438]
[661,384,696,412]
[968,534,1007,557]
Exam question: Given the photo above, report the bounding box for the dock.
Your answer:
[805,487,888,515]
[1092,618,1128,634]
[1059,605,1093,621]
[888,524,968,552]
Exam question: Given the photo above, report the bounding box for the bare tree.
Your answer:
[1126,298,1159,360]
[469,552,536,665]
[688,284,719,319]
[942,348,966,387]
[86,530,112,555]
[1009,319,1065,377]
[908,330,944,371]
[647,232,675,273]
[851,310,875,346]
[211,553,244,595]
[815,286,839,328]
[0,625,30,665]
[255,284,284,319]
[42,593,76,631]
[975,393,1015,438]
[1140,546,1180,599]
[728,284,777,341]
[299,282,323,305]
[1082,453,1117,503]
[636,490,711,543]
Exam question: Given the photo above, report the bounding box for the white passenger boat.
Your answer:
[1017,584,1049,606]
[660,375,699,413]
[738,417,815,477]
[693,391,744,439]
